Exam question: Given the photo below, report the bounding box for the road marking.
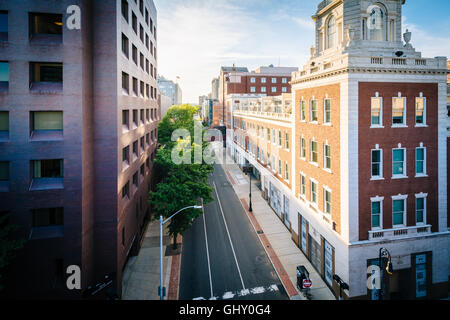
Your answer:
[201,199,214,299]
[192,284,279,300]
[213,180,246,290]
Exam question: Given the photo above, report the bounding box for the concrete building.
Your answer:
[211,77,219,100]
[157,75,182,105]
[218,65,298,130]
[228,0,449,300]
[0,0,160,298]
[160,93,172,118]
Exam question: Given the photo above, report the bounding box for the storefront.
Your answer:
[283,195,290,229]
[269,182,282,218]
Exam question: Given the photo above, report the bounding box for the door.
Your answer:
[283,195,291,229]
[301,216,307,253]
[415,254,427,298]
[324,240,333,286]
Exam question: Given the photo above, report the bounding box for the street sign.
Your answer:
[303,279,312,288]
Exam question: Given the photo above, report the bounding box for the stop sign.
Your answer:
[303,279,312,288]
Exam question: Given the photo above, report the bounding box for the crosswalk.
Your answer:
[192,284,280,300]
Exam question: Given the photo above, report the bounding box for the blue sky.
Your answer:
[154,0,450,104]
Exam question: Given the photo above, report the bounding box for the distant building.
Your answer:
[199,95,208,106]
[211,77,219,100]
[160,94,172,117]
[157,76,182,105]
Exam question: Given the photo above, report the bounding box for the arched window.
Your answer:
[368,5,386,41]
[327,15,336,49]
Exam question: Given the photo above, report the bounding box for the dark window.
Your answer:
[132,77,138,95]
[150,41,153,56]
[140,136,144,151]
[132,45,137,64]
[146,133,149,145]
[140,81,144,97]
[122,182,129,199]
[133,172,138,187]
[140,52,144,69]
[123,146,129,164]
[132,12,137,34]
[140,164,144,177]
[122,33,129,58]
[122,72,129,93]
[146,84,149,98]
[32,159,63,178]
[29,13,62,37]
[145,34,149,49]
[150,19,153,33]
[146,109,149,121]
[121,0,129,22]
[146,158,150,168]
[140,109,144,123]
[0,61,8,90]
[0,111,9,132]
[145,9,149,26]
[32,207,63,227]
[0,11,8,41]
[132,109,138,126]
[31,111,63,132]
[150,63,154,77]
[139,0,144,14]
[146,59,149,73]
[30,62,63,83]
[122,110,129,129]
[133,140,138,157]
[122,227,125,246]
[140,24,144,42]
[0,161,9,181]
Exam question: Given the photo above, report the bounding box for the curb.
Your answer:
[167,234,183,300]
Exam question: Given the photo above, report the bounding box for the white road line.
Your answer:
[213,180,246,290]
[192,284,279,301]
[201,198,214,299]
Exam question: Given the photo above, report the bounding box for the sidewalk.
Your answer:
[222,151,336,300]
[121,220,181,300]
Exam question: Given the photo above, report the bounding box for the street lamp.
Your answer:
[242,165,253,212]
[378,247,393,301]
[159,204,203,300]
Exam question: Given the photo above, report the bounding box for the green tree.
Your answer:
[149,104,214,249]
[0,213,25,291]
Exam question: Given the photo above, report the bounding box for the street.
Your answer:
[179,163,289,300]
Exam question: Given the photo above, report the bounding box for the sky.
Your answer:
[154,0,450,104]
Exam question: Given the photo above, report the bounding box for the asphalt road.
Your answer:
[179,164,289,300]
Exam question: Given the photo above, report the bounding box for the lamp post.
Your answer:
[378,247,393,301]
[159,205,202,300]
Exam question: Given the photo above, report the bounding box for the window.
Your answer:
[310,100,318,122]
[146,109,149,122]
[261,77,266,83]
[31,111,63,136]
[310,140,318,164]
[121,34,129,58]
[132,109,138,128]
[371,200,382,229]
[285,163,289,181]
[250,87,256,93]
[30,62,63,83]
[32,208,63,227]
[132,140,138,159]
[132,12,137,34]
[301,138,306,159]
[122,146,130,166]
[132,45,137,64]
[392,97,406,126]
[145,9,149,25]
[140,136,144,152]
[121,0,129,22]
[32,159,63,178]
[415,97,426,125]
[282,78,287,84]
[122,72,129,94]
[0,111,9,136]
[369,5,385,41]
[139,24,144,42]
[324,144,331,170]
[416,147,426,176]
[327,15,336,49]
[300,100,306,121]
[392,148,406,177]
[271,78,277,83]
[261,87,266,93]
[146,133,149,146]
[139,0,143,14]
[29,13,62,41]
[371,97,382,126]
[140,109,144,124]
[285,132,289,149]
[0,11,8,41]
[311,180,318,205]
[271,87,277,93]
[140,81,144,97]
[140,53,144,70]
[300,174,306,197]
[132,77,138,96]
[0,61,8,90]
[146,84,149,98]
[278,130,282,146]
[140,164,145,178]
[324,189,331,214]
[267,128,270,141]
[0,161,9,181]
[392,198,406,227]
[145,33,149,49]
[324,99,331,124]
[371,149,383,179]
[278,159,282,176]
[282,87,287,93]
[250,77,256,83]
[415,195,426,225]
[122,182,130,199]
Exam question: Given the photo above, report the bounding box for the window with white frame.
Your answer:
[261,77,266,83]
[326,15,336,49]
[310,100,318,122]
[250,77,256,83]
[324,188,331,214]
[370,197,383,229]
[371,97,383,127]
[371,149,383,179]
[300,100,306,121]
[310,180,318,205]
[282,87,287,93]
[416,146,426,176]
[282,78,287,84]
[250,87,256,93]
[415,97,426,125]
[261,86,266,93]
[272,129,276,144]
[324,144,331,170]
[392,148,406,177]
[324,99,331,124]
[285,132,289,149]
[278,158,282,176]
[267,128,270,141]
[415,194,426,225]
[278,130,282,146]
[310,140,318,164]
[271,78,277,83]
[300,174,306,197]
[267,152,271,167]
[285,162,289,181]
[392,97,406,126]
[272,87,277,93]
[301,138,306,159]
[392,196,407,227]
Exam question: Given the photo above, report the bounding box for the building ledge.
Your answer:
[30,130,63,141]
[29,34,63,45]
[29,178,64,191]
[369,225,431,241]
[30,82,63,94]
[29,225,64,240]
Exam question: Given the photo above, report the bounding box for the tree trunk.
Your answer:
[172,233,178,250]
